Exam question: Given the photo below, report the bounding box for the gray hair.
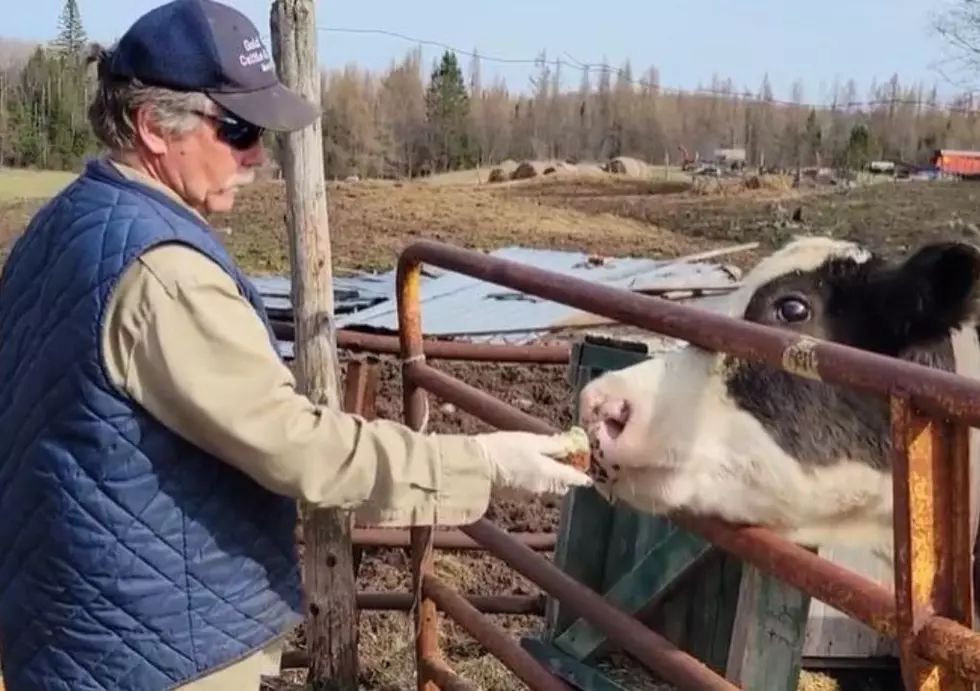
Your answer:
[86,43,212,153]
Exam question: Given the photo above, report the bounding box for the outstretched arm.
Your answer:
[101,243,493,527]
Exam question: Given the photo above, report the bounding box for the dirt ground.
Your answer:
[0,172,971,689]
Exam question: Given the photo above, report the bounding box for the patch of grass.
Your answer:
[0,167,76,201]
[422,166,502,185]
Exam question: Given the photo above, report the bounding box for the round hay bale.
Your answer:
[498,159,519,174]
[607,156,648,178]
[511,160,547,180]
[487,167,508,183]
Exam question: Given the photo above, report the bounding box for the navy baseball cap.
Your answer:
[107,0,318,132]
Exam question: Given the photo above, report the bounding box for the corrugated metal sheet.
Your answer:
[334,247,735,343]
[255,247,736,357]
[251,272,401,315]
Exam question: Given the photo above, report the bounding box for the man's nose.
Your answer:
[239,142,267,168]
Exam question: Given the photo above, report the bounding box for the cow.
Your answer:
[578,235,980,567]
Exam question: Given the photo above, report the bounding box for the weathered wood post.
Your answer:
[270,2,359,689]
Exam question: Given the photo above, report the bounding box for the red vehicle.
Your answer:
[931,149,980,177]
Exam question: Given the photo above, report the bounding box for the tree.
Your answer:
[933,0,980,88]
[423,50,473,172]
[804,109,823,166]
[843,124,872,170]
[4,33,980,177]
[53,0,88,59]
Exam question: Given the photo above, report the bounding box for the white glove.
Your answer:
[473,430,593,498]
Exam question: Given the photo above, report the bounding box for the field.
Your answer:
[0,166,974,690]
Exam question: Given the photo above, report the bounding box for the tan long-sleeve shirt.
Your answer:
[101,159,493,525]
[96,159,495,690]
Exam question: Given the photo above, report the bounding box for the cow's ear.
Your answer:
[883,242,980,340]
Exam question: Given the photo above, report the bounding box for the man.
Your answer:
[0,1,591,689]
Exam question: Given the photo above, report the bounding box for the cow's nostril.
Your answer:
[599,399,631,440]
[617,400,631,425]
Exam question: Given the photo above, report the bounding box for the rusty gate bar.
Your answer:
[412,525,439,691]
[397,266,443,691]
[422,575,572,691]
[391,240,980,690]
[916,617,980,680]
[891,395,975,691]
[677,514,896,635]
[406,362,556,435]
[353,528,556,551]
[270,320,571,363]
[418,656,479,691]
[396,240,980,427]
[359,591,544,614]
[463,519,739,690]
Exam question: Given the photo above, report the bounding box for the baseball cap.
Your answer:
[107,0,318,132]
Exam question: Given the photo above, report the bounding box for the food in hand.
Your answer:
[554,425,591,472]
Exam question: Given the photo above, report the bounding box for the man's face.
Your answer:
[144,103,266,214]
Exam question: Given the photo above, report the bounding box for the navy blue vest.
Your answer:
[0,158,303,690]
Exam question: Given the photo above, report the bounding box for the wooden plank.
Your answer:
[802,545,899,658]
[600,502,673,590]
[546,485,615,639]
[684,552,745,673]
[521,637,633,691]
[555,525,712,660]
[725,564,811,691]
[637,547,744,675]
[270,2,357,687]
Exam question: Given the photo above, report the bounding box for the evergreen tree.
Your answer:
[804,109,823,166]
[53,0,87,58]
[423,51,473,172]
[843,124,873,170]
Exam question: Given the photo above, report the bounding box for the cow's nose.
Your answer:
[597,399,631,440]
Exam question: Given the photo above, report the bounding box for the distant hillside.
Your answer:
[0,36,40,69]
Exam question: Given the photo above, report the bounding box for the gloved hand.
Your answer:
[472,430,593,497]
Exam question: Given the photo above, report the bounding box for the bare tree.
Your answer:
[933,0,980,88]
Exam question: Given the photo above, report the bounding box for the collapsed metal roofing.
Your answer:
[254,246,738,357]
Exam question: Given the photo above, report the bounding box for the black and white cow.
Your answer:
[579,235,980,564]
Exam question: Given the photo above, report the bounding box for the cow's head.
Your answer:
[579,236,980,547]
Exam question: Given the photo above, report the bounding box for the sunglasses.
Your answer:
[192,109,265,151]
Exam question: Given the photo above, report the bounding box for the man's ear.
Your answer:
[877,241,980,343]
[132,104,169,156]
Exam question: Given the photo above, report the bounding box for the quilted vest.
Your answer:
[0,158,303,690]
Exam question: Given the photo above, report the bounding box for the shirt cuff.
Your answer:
[355,435,493,527]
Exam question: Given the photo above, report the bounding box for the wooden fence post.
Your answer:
[270,2,359,688]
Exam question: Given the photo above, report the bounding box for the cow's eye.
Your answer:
[774,296,811,323]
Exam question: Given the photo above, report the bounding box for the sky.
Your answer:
[5,0,967,106]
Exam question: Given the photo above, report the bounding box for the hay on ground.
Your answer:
[543,161,578,175]
[690,176,725,195]
[574,161,607,176]
[743,173,793,191]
